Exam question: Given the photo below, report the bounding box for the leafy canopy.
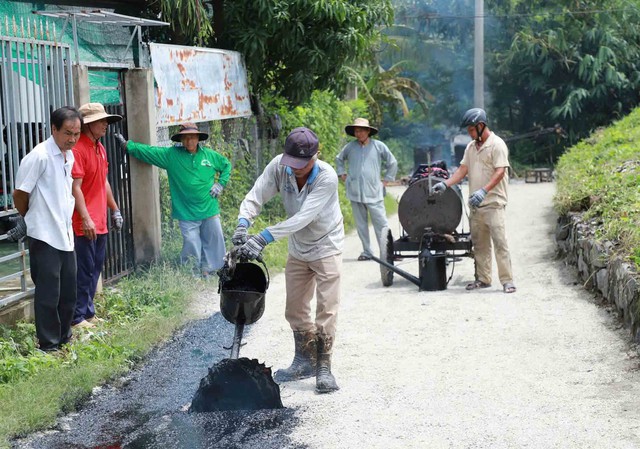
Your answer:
[490,0,640,142]
[148,0,394,106]
[220,1,394,105]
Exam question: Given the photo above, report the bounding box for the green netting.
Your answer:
[0,3,141,105]
[0,3,136,66]
[89,69,121,104]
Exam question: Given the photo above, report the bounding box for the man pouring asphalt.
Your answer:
[233,127,344,393]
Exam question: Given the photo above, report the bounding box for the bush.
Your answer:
[554,109,640,268]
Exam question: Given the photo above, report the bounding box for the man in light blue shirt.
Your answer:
[335,118,398,261]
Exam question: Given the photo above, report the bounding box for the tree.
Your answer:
[147,0,394,106]
[345,61,435,125]
[219,1,394,105]
[489,0,640,144]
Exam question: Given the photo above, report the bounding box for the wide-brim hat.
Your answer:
[171,123,209,142]
[345,117,378,137]
[79,103,122,125]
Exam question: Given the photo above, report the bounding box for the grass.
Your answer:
[0,262,201,448]
[554,108,640,269]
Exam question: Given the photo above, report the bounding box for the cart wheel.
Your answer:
[379,226,394,287]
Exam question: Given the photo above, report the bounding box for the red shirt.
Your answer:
[71,133,109,236]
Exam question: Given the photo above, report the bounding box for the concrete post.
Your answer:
[474,0,484,109]
[72,64,90,106]
[124,68,162,263]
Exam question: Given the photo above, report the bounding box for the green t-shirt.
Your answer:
[127,141,232,221]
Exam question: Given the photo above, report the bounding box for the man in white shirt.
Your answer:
[232,127,344,394]
[13,106,82,352]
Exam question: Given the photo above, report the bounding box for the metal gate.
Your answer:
[103,102,134,282]
[0,28,74,310]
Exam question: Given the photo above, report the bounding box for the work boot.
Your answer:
[316,334,339,393]
[274,330,317,382]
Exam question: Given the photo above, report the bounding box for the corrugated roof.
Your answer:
[33,9,168,27]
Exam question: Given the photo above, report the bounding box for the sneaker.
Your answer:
[72,319,95,329]
[86,316,105,324]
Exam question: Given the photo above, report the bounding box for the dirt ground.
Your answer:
[241,180,640,449]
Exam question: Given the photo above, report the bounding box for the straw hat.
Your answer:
[79,103,122,125]
[345,117,378,137]
[170,123,209,142]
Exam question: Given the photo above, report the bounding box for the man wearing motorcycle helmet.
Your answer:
[431,108,516,294]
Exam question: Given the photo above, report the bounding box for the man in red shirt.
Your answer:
[71,103,124,328]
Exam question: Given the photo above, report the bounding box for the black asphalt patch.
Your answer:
[13,313,305,449]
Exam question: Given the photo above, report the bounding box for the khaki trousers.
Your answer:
[285,253,342,338]
[469,206,514,286]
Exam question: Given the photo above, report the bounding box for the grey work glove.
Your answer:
[112,210,124,231]
[430,181,447,195]
[231,223,248,246]
[468,188,488,208]
[238,234,268,261]
[114,133,128,151]
[6,215,27,242]
[209,182,224,198]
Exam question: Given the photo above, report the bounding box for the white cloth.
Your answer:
[15,136,75,251]
[335,138,398,203]
[238,155,344,262]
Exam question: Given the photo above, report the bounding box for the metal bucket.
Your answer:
[219,261,269,325]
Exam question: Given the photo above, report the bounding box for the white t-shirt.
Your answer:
[15,136,75,251]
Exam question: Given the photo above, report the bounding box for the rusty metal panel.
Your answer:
[149,43,252,125]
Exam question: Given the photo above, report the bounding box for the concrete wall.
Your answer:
[124,68,162,263]
[0,299,33,326]
[556,213,640,341]
[72,64,90,106]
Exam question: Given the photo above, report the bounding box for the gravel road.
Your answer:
[15,181,640,449]
[246,181,640,449]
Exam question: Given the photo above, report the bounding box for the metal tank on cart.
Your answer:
[371,161,473,291]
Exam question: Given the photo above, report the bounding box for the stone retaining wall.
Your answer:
[556,213,640,341]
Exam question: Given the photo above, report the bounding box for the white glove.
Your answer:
[231,224,248,246]
[6,215,27,242]
[209,182,224,198]
[468,188,487,208]
[112,210,124,231]
[239,234,268,260]
[430,182,447,195]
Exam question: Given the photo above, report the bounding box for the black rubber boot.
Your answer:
[316,334,339,393]
[274,330,317,382]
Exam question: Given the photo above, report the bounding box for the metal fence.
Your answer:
[0,30,74,309]
[103,102,135,282]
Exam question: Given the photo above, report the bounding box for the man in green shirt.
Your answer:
[115,123,232,277]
